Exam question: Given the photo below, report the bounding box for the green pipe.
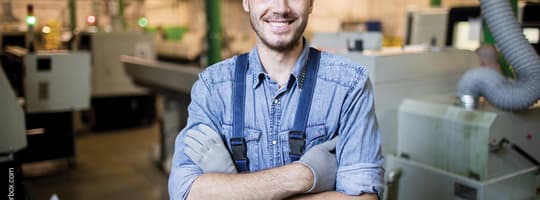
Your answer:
[119,0,125,29]
[69,0,77,50]
[205,0,222,66]
[482,0,517,78]
[69,0,76,33]
[430,0,441,7]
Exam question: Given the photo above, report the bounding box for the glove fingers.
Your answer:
[198,124,222,144]
[320,137,338,151]
[187,128,216,148]
[184,134,207,153]
[184,146,203,163]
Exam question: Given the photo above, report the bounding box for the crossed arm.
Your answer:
[188,169,377,200]
[188,163,311,200]
[182,125,377,200]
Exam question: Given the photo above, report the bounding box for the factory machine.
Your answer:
[336,47,478,156]
[1,61,27,199]
[122,56,200,173]
[0,48,91,166]
[78,32,157,130]
[385,96,540,200]
[384,1,540,199]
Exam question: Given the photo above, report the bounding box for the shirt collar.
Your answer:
[248,38,311,89]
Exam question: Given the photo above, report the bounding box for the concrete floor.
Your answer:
[24,123,169,200]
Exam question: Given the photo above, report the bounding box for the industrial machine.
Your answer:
[122,56,200,173]
[386,96,540,200]
[79,32,157,130]
[339,48,477,155]
[22,51,91,165]
[385,1,540,199]
[1,66,27,200]
[23,51,91,113]
[1,48,91,166]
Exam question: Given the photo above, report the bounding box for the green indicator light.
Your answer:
[26,16,36,26]
[138,17,148,28]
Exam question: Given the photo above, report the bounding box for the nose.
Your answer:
[272,0,290,14]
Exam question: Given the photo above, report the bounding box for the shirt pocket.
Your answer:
[222,124,262,172]
[304,124,328,150]
[279,123,327,163]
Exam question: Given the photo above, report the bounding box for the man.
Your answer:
[169,0,384,199]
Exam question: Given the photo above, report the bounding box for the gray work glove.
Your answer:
[295,137,338,193]
[183,124,237,174]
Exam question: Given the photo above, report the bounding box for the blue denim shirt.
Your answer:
[169,43,384,199]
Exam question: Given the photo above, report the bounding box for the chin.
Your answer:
[264,37,301,51]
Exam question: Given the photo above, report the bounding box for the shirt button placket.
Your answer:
[271,96,280,166]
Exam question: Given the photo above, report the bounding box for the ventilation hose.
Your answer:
[456,0,540,110]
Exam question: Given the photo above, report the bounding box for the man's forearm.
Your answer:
[187,163,313,200]
[287,191,379,200]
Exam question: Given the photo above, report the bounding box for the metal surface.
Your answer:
[0,67,26,154]
[121,55,200,95]
[386,155,539,200]
[23,51,91,113]
[339,48,478,155]
[90,32,155,97]
[397,96,540,181]
[311,32,383,53]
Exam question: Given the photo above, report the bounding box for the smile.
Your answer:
[265,19,295,32]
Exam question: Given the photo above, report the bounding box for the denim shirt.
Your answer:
[168,43,384,200]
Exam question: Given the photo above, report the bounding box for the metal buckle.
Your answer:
[289,131,306,159]
[230,137,247,160]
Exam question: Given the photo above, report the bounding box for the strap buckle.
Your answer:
[289,131,306,161]
[230,137,249,172]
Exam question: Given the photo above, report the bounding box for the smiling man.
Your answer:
[168,0,384,199]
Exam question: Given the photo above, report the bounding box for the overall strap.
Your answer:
[231,53,249,172]
[231,48,322,172]
[289,48,321,162]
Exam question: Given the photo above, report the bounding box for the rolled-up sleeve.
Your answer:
[168,72,224,200]
[168,132,202,200]
[336,73,385,198]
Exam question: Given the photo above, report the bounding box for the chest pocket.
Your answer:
[222,124,262,172]
[279,123,327,164]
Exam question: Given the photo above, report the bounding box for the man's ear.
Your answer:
[242,0,250,12]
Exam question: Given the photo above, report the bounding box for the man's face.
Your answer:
[243,0,313,51]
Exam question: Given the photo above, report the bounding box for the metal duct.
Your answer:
[456,0,540,110]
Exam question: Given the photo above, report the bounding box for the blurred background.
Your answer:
[1,0,539,199]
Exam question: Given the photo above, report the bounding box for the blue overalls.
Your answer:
[230,48,321,172]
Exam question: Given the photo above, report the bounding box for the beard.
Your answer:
[249,13,308,52]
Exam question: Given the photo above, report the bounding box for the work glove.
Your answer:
[183,124,237,174]
[295,137,338,193]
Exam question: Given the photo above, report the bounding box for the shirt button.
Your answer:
[272,140,277,145]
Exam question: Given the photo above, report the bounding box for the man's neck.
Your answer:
[257,39,304,88]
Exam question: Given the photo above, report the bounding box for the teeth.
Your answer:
[269,22,288,27]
